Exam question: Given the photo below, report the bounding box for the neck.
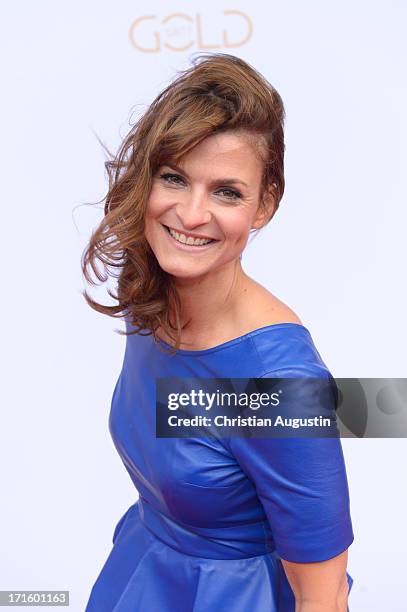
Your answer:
[168,258,251,343]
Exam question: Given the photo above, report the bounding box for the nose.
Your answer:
[174,189,212,230]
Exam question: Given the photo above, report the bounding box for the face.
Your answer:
[144,130,273,281]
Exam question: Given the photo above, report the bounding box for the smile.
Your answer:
[162,224,218,248]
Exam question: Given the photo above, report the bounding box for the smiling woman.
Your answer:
[81,52,285,352]
[82,53,354,612]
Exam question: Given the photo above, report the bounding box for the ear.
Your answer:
[251,184,278,230]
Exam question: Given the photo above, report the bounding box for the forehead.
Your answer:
[172,131,264,177]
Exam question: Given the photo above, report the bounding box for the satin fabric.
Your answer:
[85,323,354,611]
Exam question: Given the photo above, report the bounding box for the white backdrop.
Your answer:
[1,1,406,610]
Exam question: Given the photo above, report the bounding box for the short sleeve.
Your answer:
[223,367,354,563]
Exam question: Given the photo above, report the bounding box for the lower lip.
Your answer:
[161,224,219,252]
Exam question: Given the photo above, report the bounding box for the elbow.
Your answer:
[297,574,349,612]
[336,574,350,611]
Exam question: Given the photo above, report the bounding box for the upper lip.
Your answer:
[163,224,217,241]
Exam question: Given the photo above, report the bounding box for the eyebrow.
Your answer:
[162,162,248,188]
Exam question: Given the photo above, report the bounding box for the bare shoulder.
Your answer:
[241,278,303,327]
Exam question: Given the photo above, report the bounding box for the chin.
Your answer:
[159,262,211,280]
[153,251,211,276]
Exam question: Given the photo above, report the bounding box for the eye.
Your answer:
[216,188,242,200]
[159,172,185,185]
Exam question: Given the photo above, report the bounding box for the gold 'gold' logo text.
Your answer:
[129,10,253,53]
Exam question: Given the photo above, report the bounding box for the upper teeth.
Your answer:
[168,226,212,246]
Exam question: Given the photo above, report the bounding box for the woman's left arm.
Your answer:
[222,367,354,606]
[281,549,350,612]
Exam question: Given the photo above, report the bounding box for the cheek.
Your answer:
[220,210,253,242]
[145,193,166,220]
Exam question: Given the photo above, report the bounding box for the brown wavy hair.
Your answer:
[81,52,286,353]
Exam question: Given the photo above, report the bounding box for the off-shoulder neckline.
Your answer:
[155,322,311,356]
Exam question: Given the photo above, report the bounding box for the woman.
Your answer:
[82,53,354,611]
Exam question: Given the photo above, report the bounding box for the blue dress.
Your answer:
[85,322,354,611]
